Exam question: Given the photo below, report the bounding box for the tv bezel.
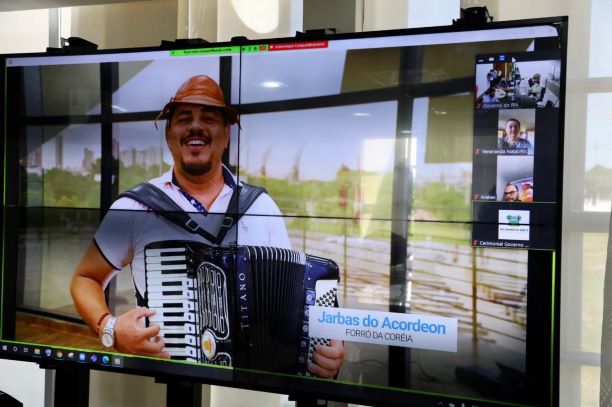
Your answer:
[0,16,568,407]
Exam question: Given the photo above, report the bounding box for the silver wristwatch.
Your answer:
[101,315,117,348]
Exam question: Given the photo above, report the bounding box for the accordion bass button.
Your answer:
[302,324,309,334]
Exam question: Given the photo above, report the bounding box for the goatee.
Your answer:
[181,161,212,176]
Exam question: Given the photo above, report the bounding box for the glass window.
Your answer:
[581,233,607,353]
[18,207,99,320]
[240,50,348,103]
[411,222,527,352]
[582,365,600,406]
[238,102,398,220]
[584,93,612,212]
[286,217,392,308]
[589,0,612,78]
[24,125,101,208]
[114,58,223,113]
[36,208,99,316]
[23,65,101,116]
[113,121,170,194]
[17,123,101,322]
[411,96,472,223]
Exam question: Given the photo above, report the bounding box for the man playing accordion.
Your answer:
[70,75,343,378]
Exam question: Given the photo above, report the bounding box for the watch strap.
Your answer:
[96,312,111,336]
[103,316,117,335]
[101,316,117,348]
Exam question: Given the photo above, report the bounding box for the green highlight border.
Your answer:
[471,245,555,252]
[1,62,7,339]
[472,200,558,204]
[235,367,535,407]
[169,44,269,57]
[0,241,557,406]
[2,63,6,207]
[0,207,4,340]
[550,251,557,405]
[0,335,535,407]
[170,46,240,57]
[0,339,232,370]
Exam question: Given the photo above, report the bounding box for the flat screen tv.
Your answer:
[0,16,567,407]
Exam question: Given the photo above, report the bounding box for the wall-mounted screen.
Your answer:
[1,17,567,407]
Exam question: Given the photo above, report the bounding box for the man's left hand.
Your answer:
[308,339,344,378]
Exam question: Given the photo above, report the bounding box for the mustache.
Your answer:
[180,131,211,145]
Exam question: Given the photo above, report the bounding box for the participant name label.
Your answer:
[309,307,457,352]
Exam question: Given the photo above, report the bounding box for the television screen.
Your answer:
[0,17,566,406]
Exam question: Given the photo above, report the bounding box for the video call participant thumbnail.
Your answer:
[502,181,533,203]
[497,118,533,154]
[502,183,520,202]
[70,75,344,378]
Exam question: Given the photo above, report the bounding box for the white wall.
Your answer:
[177,0,218,42]
[408,0,459,28]
[498,0,568,21]
[362,0,460,31]
[0,359,45,406]
[362,0,410,31]
[0,9,49,53]
[217,0,302,41]
[70,0,178,49]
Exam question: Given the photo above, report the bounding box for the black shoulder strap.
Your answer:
[118,182,266,245]
[216,183,267,243]
[238,183,267,214]
[119,183,219,243]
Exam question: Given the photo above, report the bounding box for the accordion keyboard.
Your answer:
[144,246,201,361]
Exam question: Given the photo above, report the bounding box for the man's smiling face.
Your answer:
[166,103,230,177]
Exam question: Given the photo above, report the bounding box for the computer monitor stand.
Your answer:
[156,377,202,407]
[42,364,90,407]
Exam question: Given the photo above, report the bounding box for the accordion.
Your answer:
[143,241,339,375]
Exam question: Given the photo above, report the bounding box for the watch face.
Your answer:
[102,332,114,348]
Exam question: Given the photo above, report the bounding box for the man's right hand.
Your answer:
[113,308,171,358]
[72,243,170,358]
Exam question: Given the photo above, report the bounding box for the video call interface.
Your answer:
[472,51,561,250]
[1,22,564,407]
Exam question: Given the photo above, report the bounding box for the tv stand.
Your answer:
[41,364,206,407]
[155,377,202,407]
[290,395,328,407]
[40,364,90,407]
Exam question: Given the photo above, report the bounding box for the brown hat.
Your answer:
[156,75,239,126]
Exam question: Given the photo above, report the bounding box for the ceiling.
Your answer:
[0,0,154,12]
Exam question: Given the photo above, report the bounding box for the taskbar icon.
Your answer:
[0,342,123,369]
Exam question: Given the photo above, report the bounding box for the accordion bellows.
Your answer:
[144,241,339,375]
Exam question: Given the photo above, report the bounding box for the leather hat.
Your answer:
[156,75,239,125]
